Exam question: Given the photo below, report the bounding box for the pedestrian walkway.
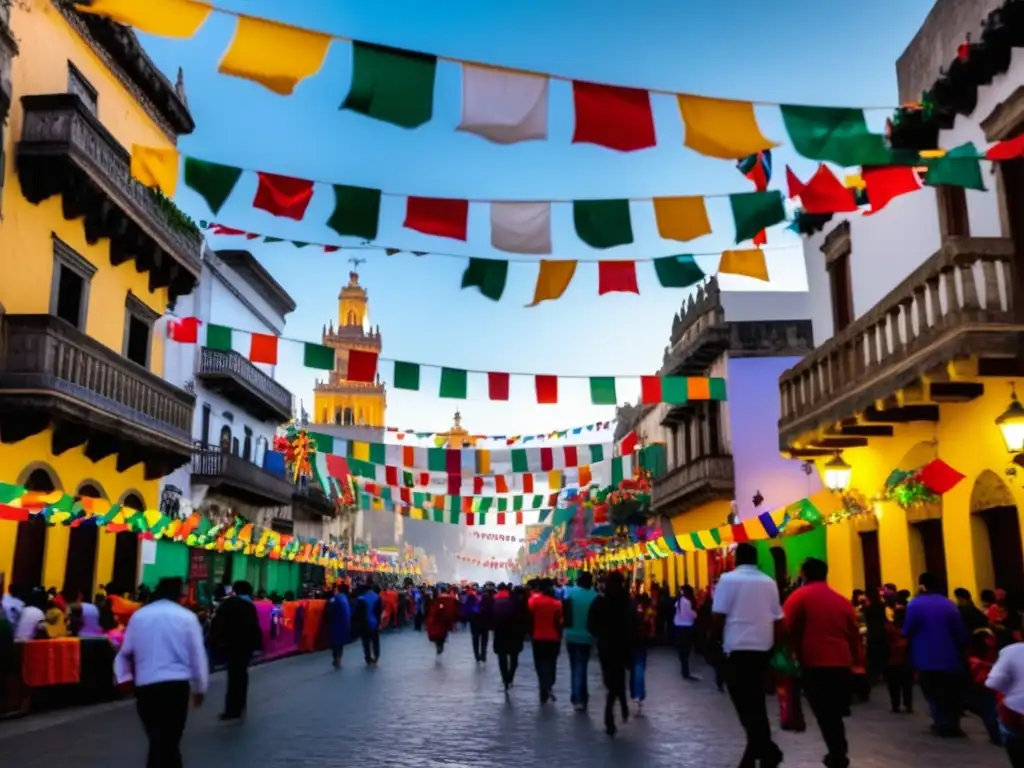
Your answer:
[0,631,1003,766]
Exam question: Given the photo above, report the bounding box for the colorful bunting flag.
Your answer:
[458,65,549,144]
[652,196,712,242]
[342,42,437,128]
[218,15,331,95]
[405,196,470,240]
[572,81,656,152]
[490,202,552,254]
[573,199,634,249]
[677,95,776,160]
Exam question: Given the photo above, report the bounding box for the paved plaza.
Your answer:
[0,631,1002,767]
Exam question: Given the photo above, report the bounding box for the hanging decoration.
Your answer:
[736,150,773,246]
[83,0,968,172]
[882,458,964,510]
[381,419,613,444]
[471,532,524,542]
[167,319,728,406]
[456,555,517,569]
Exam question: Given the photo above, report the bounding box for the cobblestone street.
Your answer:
[0,631,1004,767]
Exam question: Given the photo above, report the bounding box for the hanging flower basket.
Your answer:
[884,468,939,510]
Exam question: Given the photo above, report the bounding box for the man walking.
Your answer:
[904,572,969,737]
[784,558,860,768]
[563,571,598,711]
[357,583,383,665]
[470,583,495,663]
[114,577,208,768]
[528,579,563,704]
[327,582,352,669]
[209,580,262,721]
[712,543,785,768]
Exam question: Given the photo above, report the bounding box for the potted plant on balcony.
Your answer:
[605,467,654,526]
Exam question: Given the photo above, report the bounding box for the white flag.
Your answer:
[458,64,548,144]
[490,202,552,254]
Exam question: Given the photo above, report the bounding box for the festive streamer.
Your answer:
[379,419,613,445]
[169,321,728,406]
[356,491,544,526]
[456,555,516,569]
[87,0,962,174]
[471,532,524,542]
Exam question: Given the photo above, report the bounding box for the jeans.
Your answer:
[885,664,913,711]
[498,650,520,687]
[675,625,695,677]
[803,667,851,768]
[918,670,964,735]
[471,625,489,661]
[566,642,591,706]
[532,640,560,701]
[725,651,782,768]
[629,647,647,701]
[224,653,252,718]
[362,629,380,663]
[136,680,190,768]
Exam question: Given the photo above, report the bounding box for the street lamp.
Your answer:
[997,385,1024,453]
[824,453,852,492]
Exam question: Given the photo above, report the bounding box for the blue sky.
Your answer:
[140,0,935,437]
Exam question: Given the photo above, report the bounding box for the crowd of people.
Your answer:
[4,555,1024,767]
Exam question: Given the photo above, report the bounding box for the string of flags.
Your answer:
[356,491,550,527]
[169,318,728,406]
[85,0,949,171]
[456,555,516,570]
[135,149,791,252]
[199,222,777,300]
[377,420,613,446]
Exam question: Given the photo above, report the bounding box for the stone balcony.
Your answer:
[196,347,293,424]
[653,454,735,515]
[779,236,1018,453]
[292,481,336,518]
[190,445,294,508]
[0,313,194,479]
[16,93,202,304]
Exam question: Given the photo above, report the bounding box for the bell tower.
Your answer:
[312,261,387,427]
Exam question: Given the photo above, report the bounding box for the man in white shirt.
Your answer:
[114,577,208,768]
[987,634,1024,765]
[711,543,785,768]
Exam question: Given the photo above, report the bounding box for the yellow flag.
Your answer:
[652,196,711,242]
[677,94,776,160]
[719,249,769,281]
[528,260,577,306]
[130,145,179,197]
[76,0,212,38]
[548,469,562,489]
[353,441,370,462]
[218,16,333,96]
[476,449,491,475]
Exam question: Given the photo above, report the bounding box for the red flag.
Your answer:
[572,81,656,152]
[640,376,662,404]
[987,133,1024,161]
[248,333,278,365]
[785,166,806,198]
[168,316,200,343]
[798,165,858,214]
[597,261,639,295]
[345,350,379,382]
[619,431,638,456]
[404,197,469,241]
[487,372,510,401]
[535,375,558,404]
[863,166,921,214]
[253,172,315,220]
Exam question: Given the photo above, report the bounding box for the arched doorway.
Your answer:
[110,491,144,596]
[898,442,948,595]
[64,482,103,600]
[12,466,59,590]
[969,470,1024,607]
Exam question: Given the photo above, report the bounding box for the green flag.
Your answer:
[653,255,705,287]
[439,368,468,399]
[327,184,382,239]
[303,343,335,371]
[729,191,786,244]
[205,324,232,351]
[342,42,437,128]
[393,361,421,391]
[573,199,634,248]
[461,258,509,301]
[589,377,617,405]
[924,142,986,191]
[781,105,888,167]
[183,158,242,215]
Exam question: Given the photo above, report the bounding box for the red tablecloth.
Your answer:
[21,638,81,687]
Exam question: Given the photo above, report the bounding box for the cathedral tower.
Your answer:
[313,267,387,427]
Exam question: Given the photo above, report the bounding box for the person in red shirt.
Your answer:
[784,558,860,768]
[528,579,563,704]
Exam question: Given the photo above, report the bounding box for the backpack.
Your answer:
[493,595,517,627]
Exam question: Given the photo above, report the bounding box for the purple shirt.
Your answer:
[903,593,968,672]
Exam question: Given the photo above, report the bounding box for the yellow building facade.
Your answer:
[0,1,199,596]
[313,271,386,428]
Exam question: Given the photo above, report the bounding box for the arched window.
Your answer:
[24,468,56,493]
[219,425,231,451]
[76,482,105,500]
[335,409,342,425]
[343,408,354,426]
[243,428,253,462]
[122,493,145,511]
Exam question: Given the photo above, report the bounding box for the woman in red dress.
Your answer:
[427,587,459,655]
